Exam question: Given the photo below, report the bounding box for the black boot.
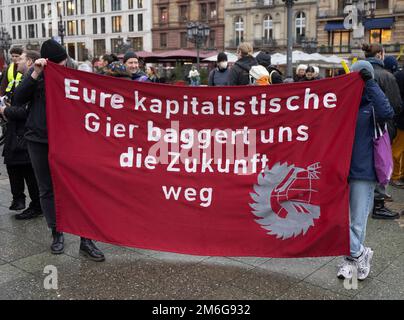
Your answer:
[79,238,105,262]
[9,198,26,211]
[51,228,64,254]
[372,199,399,220]
[14,204,43,220]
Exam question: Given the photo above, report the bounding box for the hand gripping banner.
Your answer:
[45,62,364,258]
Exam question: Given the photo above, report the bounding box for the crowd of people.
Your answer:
[0,39,403,283]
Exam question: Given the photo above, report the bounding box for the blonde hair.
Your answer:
[237,42,253,57]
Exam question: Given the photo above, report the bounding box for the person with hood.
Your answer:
[12,39,106,262]
[0,50,42,219]
[303,66,317,81]
[363,43,402,219]
[255,51,283,84]
[123,51,148,81]
[294,64,307,82]
[227,42,258,86]
[337,61,394,281]
[208,52,230,86]
[383,56,404,189]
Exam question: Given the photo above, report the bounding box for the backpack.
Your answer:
[249,65,270,86]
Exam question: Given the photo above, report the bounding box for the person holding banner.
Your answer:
[337,61,394,281]
[12,40,105,262]
[363,43,402,220]
[227,42,258,86]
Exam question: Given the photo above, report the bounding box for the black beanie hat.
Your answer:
[256,51,271,68]
[123,51,138,64]
[217,52,228,62]
[40,39,68,63]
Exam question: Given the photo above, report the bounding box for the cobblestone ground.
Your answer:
[0,157,403,300]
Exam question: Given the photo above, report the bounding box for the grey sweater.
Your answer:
[208,67,230,86]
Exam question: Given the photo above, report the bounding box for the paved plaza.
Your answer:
[0,160,403,300]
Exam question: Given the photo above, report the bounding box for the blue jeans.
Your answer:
[349,179,376,258]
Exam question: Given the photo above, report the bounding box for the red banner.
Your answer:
[45,62,364,258]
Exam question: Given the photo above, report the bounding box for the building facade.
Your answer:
[224,0,318,52]
[317,0,404,57]
[152,0,225,51]
[0,0,152,61]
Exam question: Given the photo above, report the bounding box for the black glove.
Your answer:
[359,69,373,82]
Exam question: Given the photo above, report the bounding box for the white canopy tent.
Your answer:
[204,52,238,63]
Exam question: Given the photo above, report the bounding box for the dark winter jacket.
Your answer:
[366,57,402,115]
[349,79,394,181]
[227,56,258,86]
[208,67,230,86]
[13,68,48,144]
[1,104,31,165]
[394,69,404,129]
[266,66,283,84]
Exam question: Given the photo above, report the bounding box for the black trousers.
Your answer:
[6,163,40,210]
[26,141,56,228]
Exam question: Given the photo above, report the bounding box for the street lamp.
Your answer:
[186,22,210,70]
[0,27,13,64]
[282,0,297,79]
[58,14,65,46]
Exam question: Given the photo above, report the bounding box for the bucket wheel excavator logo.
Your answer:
[250,162,321,240]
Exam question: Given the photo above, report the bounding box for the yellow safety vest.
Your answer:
[5,63,23,93]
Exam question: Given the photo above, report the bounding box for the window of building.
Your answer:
[138,13,143,31]
[27,6,34,20]
[295,11,306,39]
[200,3,207,21]
[28,24,35,38]
[17,7,21,20]
[111,38,123,53]
[235,16,244,46]
[77,42,86,61]
[129,37,143,51]
[100,17,106,33]
[42,23,46,37]
[81,19,85,35]
[179,5,187,22]
[208,29,215,48]
[92,0,97,13]
[67,20,77,35]
[48,22,52,37]
[81,0,85,14]
[18,25,22,39]
[11,8,15,21]
[12,26,16,39]
[376,0,389,9]
[180,32,187,48]
[160,33,167,48]
[67,0,75,15]
[111,0,121,11]
[112,16,122,32]
[41,4,45,19]
[57,2,62,16]
[160,7,168,23]
[129,15,134,31]
[129,0,133,9]
[209,2,217,20]
[370,28,392,44]
[94,39,106,57]
[137,0,143,8]
[93,18,97,34]
[329,30,351,53]
[263,14,273,40]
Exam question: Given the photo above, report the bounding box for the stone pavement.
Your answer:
[0,162,403,300]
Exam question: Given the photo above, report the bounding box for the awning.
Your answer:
[364,17,394,30]
[324,21,345,31]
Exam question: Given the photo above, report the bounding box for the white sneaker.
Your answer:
[357,247,374,280]
[337,256,358,280]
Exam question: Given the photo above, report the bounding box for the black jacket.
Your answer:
[2,104,31,165]
[394,69,404,130]
[13,68,48,144]
[367,58,402,115]
[227,56,258,86]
